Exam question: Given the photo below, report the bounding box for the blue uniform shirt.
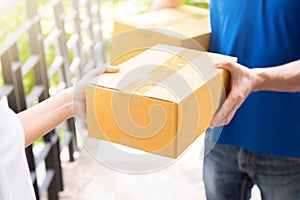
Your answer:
[209,0,300,157]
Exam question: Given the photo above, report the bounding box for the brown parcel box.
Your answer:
[86,44,237,159]
[111,5,210,65]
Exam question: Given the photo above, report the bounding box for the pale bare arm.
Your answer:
[18,66,119,147]
[150,0,181,11]
[253,60,300,92]
[210,60,300,128]
[17,88,73,147]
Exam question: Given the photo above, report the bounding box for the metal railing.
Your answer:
[0,0,105,199]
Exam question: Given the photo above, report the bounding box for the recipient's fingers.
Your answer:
[85,65,120,79]
[105,66,120,73]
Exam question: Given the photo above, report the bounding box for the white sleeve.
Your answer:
[0,103,36,200]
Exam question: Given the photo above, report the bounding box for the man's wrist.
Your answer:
[251,68,268,92]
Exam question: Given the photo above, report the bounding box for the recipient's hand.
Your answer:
[73,65,119,121]
[210,62,257,128]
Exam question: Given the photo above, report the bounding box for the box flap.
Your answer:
[89,44,236,103]
[115,5,209,29]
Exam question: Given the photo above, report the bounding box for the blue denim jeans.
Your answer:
[203,135,300,200]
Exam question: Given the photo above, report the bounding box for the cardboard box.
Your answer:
[86,44,237,158]
[111,5,210,65]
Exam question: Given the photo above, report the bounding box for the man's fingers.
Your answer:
[210,88,247,128]
[215,61,244,76]
[215,61,234,69]
[210,61,253,128]
[210,103,235,128]
[210,92,237,128]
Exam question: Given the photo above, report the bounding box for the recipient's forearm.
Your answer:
[17,88,74,147]
[253,60,300,92]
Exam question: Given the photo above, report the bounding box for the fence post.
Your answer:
[26,0,63,198]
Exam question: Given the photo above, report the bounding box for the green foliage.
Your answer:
[0,5,26,43]
[0,4,27,89]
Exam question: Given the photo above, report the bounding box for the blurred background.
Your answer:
[0,0,260,200]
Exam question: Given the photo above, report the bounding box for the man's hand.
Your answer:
[73,65,119,121]
[210,62,257,128]
[210,58,300,128]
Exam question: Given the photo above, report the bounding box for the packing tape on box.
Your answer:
[120,49,200,96]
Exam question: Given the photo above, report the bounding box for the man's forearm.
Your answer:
[17,88,73,147]
[151,0,181,11]
[253,60,300,92]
